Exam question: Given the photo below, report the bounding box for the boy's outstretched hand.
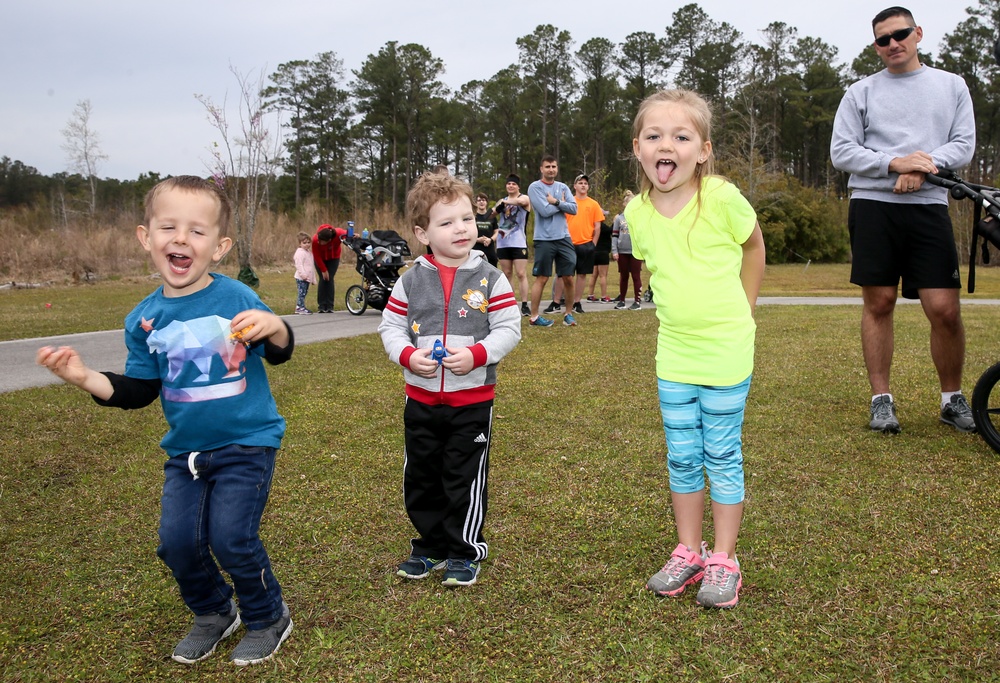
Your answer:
[36,345,88,385]
[230,310,289,349]
[36,345,114,400]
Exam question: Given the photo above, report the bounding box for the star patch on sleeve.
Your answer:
[411,322,421,334]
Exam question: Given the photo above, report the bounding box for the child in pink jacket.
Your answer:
[293,232,317,314]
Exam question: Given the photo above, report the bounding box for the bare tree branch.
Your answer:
[61,99,108,216]
[196,65,284,285]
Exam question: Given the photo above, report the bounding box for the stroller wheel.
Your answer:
[973,361,1000,454]
[345,285,368,315]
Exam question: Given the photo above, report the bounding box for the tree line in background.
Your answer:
[4,1,1000,267]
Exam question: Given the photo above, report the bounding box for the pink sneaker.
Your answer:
[646,542,708,596]
[696,552,742,608]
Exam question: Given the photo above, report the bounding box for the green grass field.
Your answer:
[4,263,1000,342]
[2,268,1000,681]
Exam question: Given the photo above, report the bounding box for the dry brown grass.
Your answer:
[0,200,415,284]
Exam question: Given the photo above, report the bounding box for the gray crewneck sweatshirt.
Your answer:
[830,65,975,205]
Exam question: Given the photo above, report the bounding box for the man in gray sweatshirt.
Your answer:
[830,5,976,435]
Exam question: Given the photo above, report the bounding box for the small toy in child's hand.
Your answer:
[229,325,254,347]
[431,339,448,364]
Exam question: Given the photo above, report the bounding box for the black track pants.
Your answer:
[402,398,493,561]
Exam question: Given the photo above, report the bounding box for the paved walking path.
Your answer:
[4,297,999,394]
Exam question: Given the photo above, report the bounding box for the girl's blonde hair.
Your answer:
[631,89,715,196]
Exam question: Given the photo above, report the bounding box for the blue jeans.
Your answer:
[295,279,310,309]
[157,444,284,630]
[657,376,751,505]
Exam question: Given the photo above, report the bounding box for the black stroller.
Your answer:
[340,230,412,315]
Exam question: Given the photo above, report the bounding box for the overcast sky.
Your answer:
[1,1,973,180]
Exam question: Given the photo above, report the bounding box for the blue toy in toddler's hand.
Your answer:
[431,339,448,364]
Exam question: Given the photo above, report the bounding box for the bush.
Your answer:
[754,175,850,264]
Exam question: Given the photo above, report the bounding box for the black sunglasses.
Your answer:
[875,26,915,47]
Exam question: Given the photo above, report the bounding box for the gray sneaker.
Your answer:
[646,542,708,597]
[629,301,642,311]
[172,599,241,664]
[940,394,976,432]
[696,552,742,609]
[230,601,293,666]
[870,395,901,433]
[614,300,626,310]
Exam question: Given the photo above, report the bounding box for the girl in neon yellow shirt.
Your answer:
[626,89,766,609]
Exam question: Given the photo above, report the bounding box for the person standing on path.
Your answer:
[527,155,578,327]
[612,190,643,310]
[494,173,533,317]
[312,224,347,313]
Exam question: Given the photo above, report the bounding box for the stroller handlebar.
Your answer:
[927,170,1000,293]
[926,171,1000,220]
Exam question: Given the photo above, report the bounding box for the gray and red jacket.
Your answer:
[378,251,521,407]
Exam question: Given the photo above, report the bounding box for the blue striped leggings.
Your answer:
[656,376,751,505]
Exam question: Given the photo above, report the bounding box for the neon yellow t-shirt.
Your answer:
[625,177,757,386]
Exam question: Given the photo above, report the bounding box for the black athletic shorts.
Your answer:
[496,247,528,261]
[594,250,610,266]
[573,242,596,275]
[849,199,961,300]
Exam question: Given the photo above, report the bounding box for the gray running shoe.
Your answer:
[172,599,241,664]
[614,300,626,310]
[870,395,901,433]
[230,601,293,666]
[629,301,642,310]
[646,542,708,597]
[940,394,976,432]
[696,552,742,609]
